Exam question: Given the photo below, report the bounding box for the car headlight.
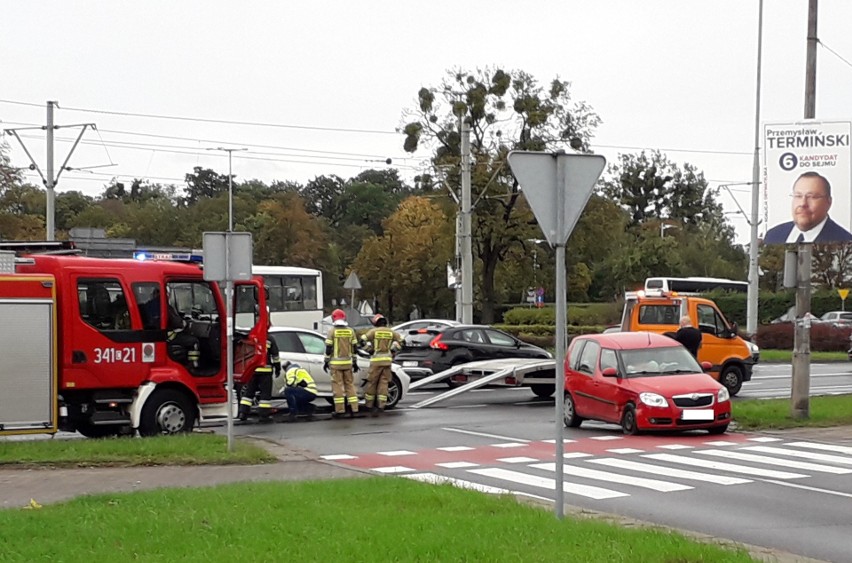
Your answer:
[639,392,668,408]
[717,387,730,403]
[747,342,759,354]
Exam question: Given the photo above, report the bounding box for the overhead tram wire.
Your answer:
[16,133,422,171]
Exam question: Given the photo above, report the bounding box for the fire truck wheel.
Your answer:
[139,389,196,436]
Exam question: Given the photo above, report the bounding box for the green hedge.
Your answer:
[706,289,848,327]
[495,324,606,349]
[503,303,621,326]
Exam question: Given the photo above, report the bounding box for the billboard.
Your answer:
[763,120,852,244]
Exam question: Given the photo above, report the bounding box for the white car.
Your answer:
[268,327,410,409]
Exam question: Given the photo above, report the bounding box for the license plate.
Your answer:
[403,361,419,367]
[681,409,714,421]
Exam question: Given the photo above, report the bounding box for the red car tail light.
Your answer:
[429,333,449,350]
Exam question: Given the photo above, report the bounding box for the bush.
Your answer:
[756,322,851,352]
[496,324,606,348]
[502,303,621,326]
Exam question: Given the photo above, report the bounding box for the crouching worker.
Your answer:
[282,360,317,422]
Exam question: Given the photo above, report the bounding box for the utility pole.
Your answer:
[791,0,819,419]
[206,147,247,231]
[3,101,94,241]
[45,102,56,241]
[460,119,473,324]
[747,0,764,336]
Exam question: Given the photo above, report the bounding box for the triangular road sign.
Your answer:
[343,271,362,290]
[507,151,606,246]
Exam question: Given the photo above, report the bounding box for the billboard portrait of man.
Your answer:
[763,120,852,245]
[763,171,852,243]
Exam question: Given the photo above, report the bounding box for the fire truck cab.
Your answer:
[1,253,268,437]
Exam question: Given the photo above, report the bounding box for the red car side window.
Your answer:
[577,341,600,375]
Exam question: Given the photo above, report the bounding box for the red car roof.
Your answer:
[575,331,678,350]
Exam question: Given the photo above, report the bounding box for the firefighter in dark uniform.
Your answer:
[324,308,360,418]
[166,303,201,371]
[238,333,280,423]
[360,314,402,416]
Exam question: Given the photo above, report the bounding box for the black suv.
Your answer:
[393,324,551,381]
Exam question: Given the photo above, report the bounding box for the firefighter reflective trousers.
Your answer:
[239,371,273,420]
[364,364,393,410]
[330,367,358,414]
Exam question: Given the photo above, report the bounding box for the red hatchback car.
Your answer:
[563,332,731,435]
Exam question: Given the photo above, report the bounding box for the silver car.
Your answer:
[268,327,411,409]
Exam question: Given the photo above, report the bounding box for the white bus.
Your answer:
[644,276,748,295]
[237,266,324,330]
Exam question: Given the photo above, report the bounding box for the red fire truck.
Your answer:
[0,253,268,438]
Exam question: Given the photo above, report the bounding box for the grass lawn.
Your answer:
[0,433,275,467]
[760,349,847,362]
[0,477,755,562]
[734,394,852,430]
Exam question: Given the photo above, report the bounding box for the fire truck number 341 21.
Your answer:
[93,347,137,363]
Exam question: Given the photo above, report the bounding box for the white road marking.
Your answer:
[530,462,693,492]
[589,457,751,485]
[372,466,414,474]
[744,445,852,466]
[403,472,513,495]
[435,461,480,469]
[497,456,539,463]
[377,450,416,457]
[469,467,627,500]
[436,446,474,452]
[746,437,783,443]
[703,441,738,447]
[642,453,807,479]
[541,439,577,444]
[491,442,527,448]
[695,449,852,474]
[759,479,852,499]
[786,441,852,456]
[321,454,357,460]
[607,448,645,454]
[562,452,593,459]
[442,427,531,443]
[589,436,623,441]
[657,444,694,450]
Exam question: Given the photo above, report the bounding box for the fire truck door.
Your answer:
[232,279,268,383]
[69,277,149,388]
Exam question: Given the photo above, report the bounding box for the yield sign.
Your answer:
[507,151,606,246]
[343,271,362,290]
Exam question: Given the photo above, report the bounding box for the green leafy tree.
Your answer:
[353,196,454,321]
[402,67,601,322]
[182,167,231,206]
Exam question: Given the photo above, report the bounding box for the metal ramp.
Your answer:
[409,358,556,409]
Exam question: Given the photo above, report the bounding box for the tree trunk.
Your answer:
[480,249,499,324]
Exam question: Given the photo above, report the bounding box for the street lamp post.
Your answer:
[207,147,247,231]
[205,146,246,452]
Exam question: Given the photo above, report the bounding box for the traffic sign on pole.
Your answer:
[507,151,606,246]
[507,150,606,521]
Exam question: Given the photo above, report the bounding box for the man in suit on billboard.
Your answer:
[763,171,852,244]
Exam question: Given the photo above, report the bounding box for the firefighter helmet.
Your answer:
[372,314,387,327]
[331,308,346,322]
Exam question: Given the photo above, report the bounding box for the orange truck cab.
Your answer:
[619,291,756,395]
[2,254,268,437]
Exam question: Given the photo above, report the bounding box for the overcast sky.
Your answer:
[2,1,852,245]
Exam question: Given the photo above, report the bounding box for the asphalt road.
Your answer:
[234,362,852,562]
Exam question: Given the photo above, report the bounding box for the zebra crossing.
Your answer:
[321,434,852,501]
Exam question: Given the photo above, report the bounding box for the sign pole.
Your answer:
[553,154,566,519]
[226,278,234,452]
